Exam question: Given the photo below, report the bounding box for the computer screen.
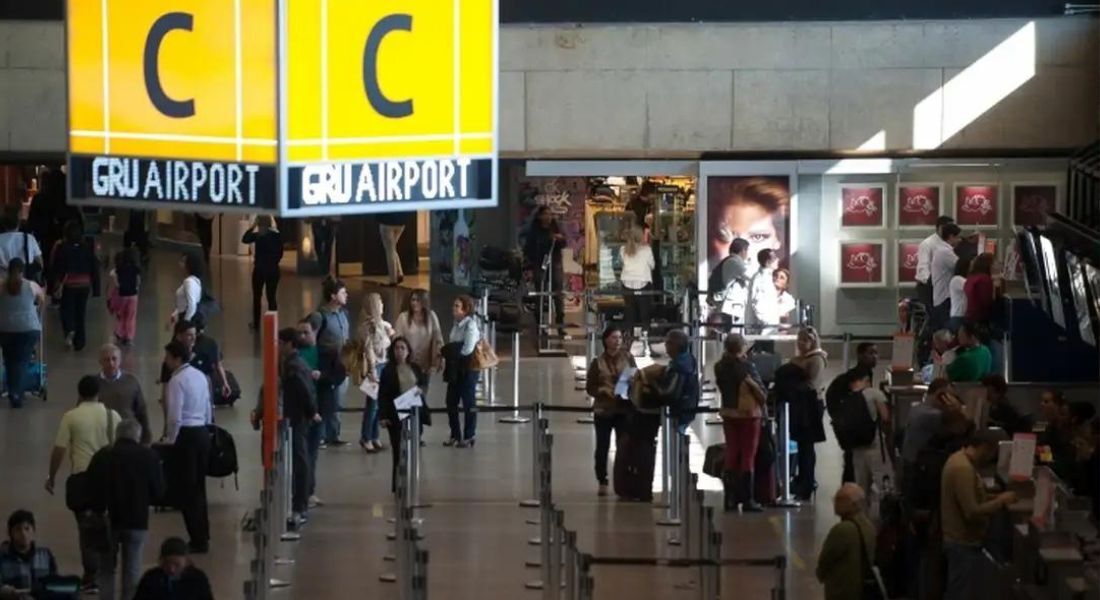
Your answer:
[1038,234,1065,328]
[1065,252,1095,346]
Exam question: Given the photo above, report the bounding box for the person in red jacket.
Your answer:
[964,252,997,324]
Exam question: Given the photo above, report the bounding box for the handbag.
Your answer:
[23,232,43,283]
[469,338,499,371]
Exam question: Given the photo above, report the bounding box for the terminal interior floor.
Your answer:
[0,246,860,599]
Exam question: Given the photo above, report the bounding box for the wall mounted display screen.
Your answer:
[1064,253,1095,346]
[1038,234,1065,329]
[1086,264,1100,346]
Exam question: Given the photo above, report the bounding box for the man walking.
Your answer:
[377,212,410,286]
[161,340,213,554]
[87,419,164,600]
[45,376,121,594]
[98,343,152,445]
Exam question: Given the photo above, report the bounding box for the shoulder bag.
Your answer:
[65,405,116,513]
[469,337,499,371]
[856,520,888,600]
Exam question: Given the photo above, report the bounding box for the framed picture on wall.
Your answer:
[1011,183,1058,227]
[896,240,922,287]
[839,240,886,287]
[896,183,943,228]
[840,184,886,228]
[954,183,1000,228]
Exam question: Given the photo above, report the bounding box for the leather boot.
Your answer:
[741,472,763,513]
[722,472,738,512]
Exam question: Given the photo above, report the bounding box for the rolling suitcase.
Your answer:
[613,413,660,501]
[152,443,182,511]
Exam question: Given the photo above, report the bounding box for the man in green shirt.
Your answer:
[816,483,877,600]
[940,430,1016,600]
[946,322,992,383]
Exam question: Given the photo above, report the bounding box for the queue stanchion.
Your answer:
[563,529,578,600]
[527,426,552,544]
[380,427,413,583]
[499,330,530,424]
[668,435,691,548]
[408,407,431,509]
[525,434,555,589]
[577,554,594,600]
[520,406,546,507]
[657,408,679,521]
[774,400,801,509]
[276,422,300,545]
[841,332,852,369]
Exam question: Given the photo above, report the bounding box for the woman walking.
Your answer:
[242,216,284,331]
[787,326,828,500]
[585,326,635,496]
[51,220,100,351]
[0,258,45,408]
[358,292,394,453]
[169,252,204,328]
[378,337,429,492]
[108,247,141,345]
[442,295,480,447]
[619,226,655,355]
[714,333,767,512]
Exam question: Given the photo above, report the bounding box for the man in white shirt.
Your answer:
[162,340,213,554]
[746,248,779,332]
[930,223,963,332]
[914,216,955,309]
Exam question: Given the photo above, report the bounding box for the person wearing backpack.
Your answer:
[816,483,880,600]
[833,369,893,519]
[313,278,351,446]
[707,238,750,325]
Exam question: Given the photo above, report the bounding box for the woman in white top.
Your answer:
[358,292,395,453]
[947,256,971,334]
[443,295,481,447]
[393,289,444,379]
[169,252,203,328]
[0,258,45,408]
[619,226,655,354]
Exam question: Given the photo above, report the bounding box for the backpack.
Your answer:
[206,425,239,487]
[706,257,732,305]
[831,391,878,451]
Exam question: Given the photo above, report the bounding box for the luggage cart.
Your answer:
[27,303,48,401]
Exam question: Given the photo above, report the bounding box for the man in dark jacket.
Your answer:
[661,330,699,432]
[279,328,320,528]
[133,537,212,600]
[297,316,347,508]
[87,419,165,600]
[523,207,566,337]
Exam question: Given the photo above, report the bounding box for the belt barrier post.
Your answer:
[278,423,300,544]
[657,407,674,510]
[408,408,431,509]
[699,506,720,600]
[775,402,800,508]
[525,434,554,590]
[500,331,530,424]
[841,332,852,370]
[658,419,681,526]
[520,407,545,507]
[545,509,564,600]
[266,443,292,586]
[380,436,411,583]
[577,555,593,600]
[774,555,788,600]
[412,547,429,600]
[563,530,578,600]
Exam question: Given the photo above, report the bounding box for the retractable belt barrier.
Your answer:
[380,408,430,599]
[243,420,297,600]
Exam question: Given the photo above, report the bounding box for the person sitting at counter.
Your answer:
[945,322,991,383]
[981,374,1030,436]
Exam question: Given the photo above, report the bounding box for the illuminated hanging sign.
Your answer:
[66,0,499,216]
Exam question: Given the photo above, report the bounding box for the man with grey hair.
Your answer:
[816,483,878,600]
[86,419,165,600]
[97,344,152,445]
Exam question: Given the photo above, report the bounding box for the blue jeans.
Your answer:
[97,528,146,600]
[446,369,479,441]
[0,330,38,407]
[307,420,323,496]
[324,380,348,442]
[360,363,385,443]
[943,541,985,600]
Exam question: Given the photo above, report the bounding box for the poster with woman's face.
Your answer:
[707,176,790,272]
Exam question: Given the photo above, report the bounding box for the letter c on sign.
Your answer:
[144,12,196,119]
[363,14,413,119]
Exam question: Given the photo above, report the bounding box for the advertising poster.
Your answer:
[839,241,885,286]
[896,240,922,285]
[840,185,885,228]
[707,176,791,272]
[517,177,587,311]
[955,184,1000,227]
[897,184,942,228]
[1012,184,1057,227]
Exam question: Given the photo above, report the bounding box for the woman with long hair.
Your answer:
[619,226,655,355]
[585,326,635,496]
[358,292,395,453]
[170,251,204,328]
[377,337,429,491]
[964,252,997,324]
[51,220,99,351]
[393,289,444,377]
[442,294,480,447]
[787,326,828,500]
[242,215,284,331]
[108,247,141,345]
[714,333,767,512]
[0,258,45,407]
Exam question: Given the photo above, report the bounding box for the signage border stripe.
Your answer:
[101,0,110,154]
[235,0,243,161]
[286,132,492,146]
[70,130,278,146]
[320,0,329,161]
[453,0,460,155]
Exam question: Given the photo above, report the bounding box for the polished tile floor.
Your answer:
[0,246,856,599]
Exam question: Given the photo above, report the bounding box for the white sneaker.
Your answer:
[308,495,323,508]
